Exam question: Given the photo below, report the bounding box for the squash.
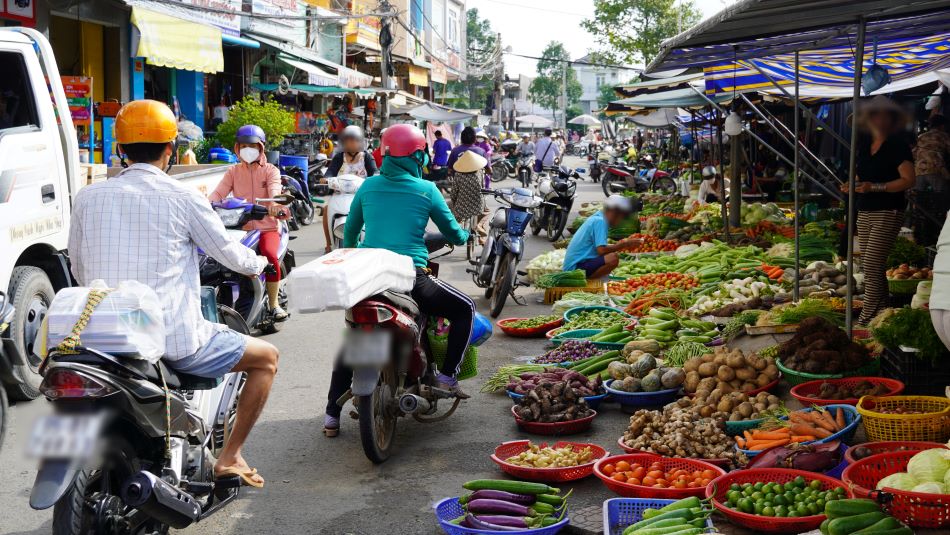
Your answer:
[641,371,662,392]
[631,354,657,378]
[661,368,686,389]
[624,339,660,355]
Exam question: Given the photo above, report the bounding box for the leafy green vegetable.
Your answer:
[722,310,764,340]
[886,237,926,268]
[775,299,844,327]
[872,307,950,362]
[535,270,587,289]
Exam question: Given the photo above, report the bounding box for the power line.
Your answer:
[472,47,642,71]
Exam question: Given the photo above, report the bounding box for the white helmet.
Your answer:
[702,165,718,178]
[475,129,488,140]
[341,124,364,142]
[604,194,633,213]
[642,154,653,163]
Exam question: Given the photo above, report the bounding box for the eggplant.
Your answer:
[465,514,521,531]
[463,490,536,505]
[746,440,841,473]
[466,498,534,516]
[472,515,534,528]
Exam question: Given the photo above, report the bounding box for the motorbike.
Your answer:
[468,188,544,318]
[490,153,515,183]
[516,152,534,187]
[28,291,250,534]
[309,154,331,197]
[588,144,614,183]
[200,196,295,335]
[280,171,315,229]
[325,174,365,250]
[601,156,678,197]
[341,234,491,463]
[531,165,580,242]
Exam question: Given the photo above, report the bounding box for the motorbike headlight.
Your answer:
[509,191,541,209]
[214,208,245,228]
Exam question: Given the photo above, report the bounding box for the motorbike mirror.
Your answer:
[257,194,294,205]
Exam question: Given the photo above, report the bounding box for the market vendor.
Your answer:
[562,195,642,279]
[697,165,729,204]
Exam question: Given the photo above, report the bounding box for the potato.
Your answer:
[714,354,728,366]
[708,388,723,405]
[699,377,718,391]
[737,401,754,418]
[763,363,779,380]
[717,398,734,413]
[755,373,772,387]
[684,370,701,392]
[699,405,715,418]
[717,381,734,394]
[741,381,758,392]
[701,353,715,364]
[735,367,756,381]
[767,394,781,406]
[729,379,743,389]
[726,353,746,368]
[683,357,701,374]
[717,365,736,382]
[751,356,768,371]
[753,402,767,412]
[698,362,718,377]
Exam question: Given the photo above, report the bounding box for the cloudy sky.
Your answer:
[473,0,736,76]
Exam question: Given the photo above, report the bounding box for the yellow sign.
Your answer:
[131,7,224,74]
[345,0,381,51]
[408,64,429,87]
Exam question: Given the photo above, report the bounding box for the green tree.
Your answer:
[582,0,701,66]
[216,95,295,150]
[446,8,497,110]
[527,41,582,126]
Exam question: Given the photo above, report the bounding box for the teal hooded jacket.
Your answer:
[342,155,469,267]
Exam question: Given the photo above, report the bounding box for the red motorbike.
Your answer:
[601,156,678,197]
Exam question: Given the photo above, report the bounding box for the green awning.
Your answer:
[251,83,375,96]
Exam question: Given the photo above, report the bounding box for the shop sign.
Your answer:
[446,52,460,70]
[178,0,241,36]
[337,65,374,88]
[431,61,447,85]
[408,64,429,87]
[345,0,381,51]
[245,0,307,45]
[0,0,36,26]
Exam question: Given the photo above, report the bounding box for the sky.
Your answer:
[472,0,736,77]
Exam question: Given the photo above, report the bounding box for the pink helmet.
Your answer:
[381,124,426,157]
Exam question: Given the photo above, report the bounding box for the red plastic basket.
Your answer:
[510,406,596,435]
[497,317,564,338]
[491,440,609,482]
[705,468,851,533]
[841,450,950,528]
[790,377,904,407]
[615,437,733,470]
[844,441,946,464]
[593,453,726,499]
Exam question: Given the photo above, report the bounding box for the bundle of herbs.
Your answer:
[871,307,950,362]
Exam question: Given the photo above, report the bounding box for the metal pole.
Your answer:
[378,0,393,128]
[846,17,866,335]
[716,108,729,238]
[729,129,742,228]
[793,50,801,301]
[561,61,568,130]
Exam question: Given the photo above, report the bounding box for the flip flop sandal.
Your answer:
[323,426,339,437]
[216,467,264,488]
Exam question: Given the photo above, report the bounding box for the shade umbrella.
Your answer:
[568,114,602,126]
[516,114,554,126]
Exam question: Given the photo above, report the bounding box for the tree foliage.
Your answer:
[582,0,701,66]
[216,95,295,150]
[527,41,582,125]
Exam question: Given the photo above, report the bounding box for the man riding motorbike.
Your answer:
[322,125,378,252]
[209,124,290,321]
[323,124,474,436]
[516,133,535,158]
[67,100,279,488]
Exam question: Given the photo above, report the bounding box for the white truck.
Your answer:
[0,27,228,403]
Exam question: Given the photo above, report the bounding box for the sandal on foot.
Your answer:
[215,467,264,488]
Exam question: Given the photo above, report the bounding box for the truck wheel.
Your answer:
[6,266,53,400]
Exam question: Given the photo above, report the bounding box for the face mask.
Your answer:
[240,147,260,163]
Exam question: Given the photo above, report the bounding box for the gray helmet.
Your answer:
[341,125,364,142]
[702,165,718,178]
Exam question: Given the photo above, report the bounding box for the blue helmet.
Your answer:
[236,124,266,145]
[469,312,493,347]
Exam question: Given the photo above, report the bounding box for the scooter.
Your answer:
[326,174,365,250]
[28,291,250,533]
[532,165,580,242]
[281,172,315,228]
[200,196,295,335]
[309,154,331,197]
[515,152,534,187]
[490,153,515,183]
[468,188,544,318]
[601,156,678,197]
[341,234,491,463]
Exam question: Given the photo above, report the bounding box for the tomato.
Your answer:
[642,476,657,486]
[612,473,626,482]
[627,477,641,486]
[656,478,668,487]
[647,470,664,479]
[631,466,645,479]
[615,461,631,472]
[702,469,717,480]
[673,479,688,489]
[602,464,615,476]
[701,478,712,486]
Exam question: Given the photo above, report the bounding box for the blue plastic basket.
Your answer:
[507,390,608,410]
[604,380,681,410]
[736,405,861,457]
[550,329,603,347]
[602,498,714,535]
[563,305,631,323]
[824,442,850,479]
[434,497,569,535]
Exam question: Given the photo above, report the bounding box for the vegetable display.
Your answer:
[526,249,566,272]
[776,317,872,375]
[758,298,844,327]
[735,407,850,450]
[608,273,699,295]
[721,476,847,518]
[504,443,596,468]
[551,291,613,315]
[745,440,843,473]
[872,307,950,362]
[512,381,594,423]
[684,389,783,423]
[886,237,926,268]
[619,234,679,253]
[452,480,569,531]
[506,367,604,398]
[533,340,602,365]
[607,352,686,393]
[875,447,950,493]
[810,380,893,401]
[620,496,713,535]
[502,315,561,330]
[820,499,910,535]
[601,458,719,489]
[535,269,587,289]
[631,308,720,347]
[681,347,780,395]
[621,405,742,463]
[783,261,853,298]
[555,308,631,333]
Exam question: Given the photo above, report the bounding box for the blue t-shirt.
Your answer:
[563,211,609,271]
[432,138,452,166]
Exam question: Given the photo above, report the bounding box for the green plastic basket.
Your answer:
[776,357,881,386]
[428,329,478,381]
[887,278,925,295]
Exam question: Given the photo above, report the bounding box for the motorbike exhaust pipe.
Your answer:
[121,471,201,529]
[398,394,431,415]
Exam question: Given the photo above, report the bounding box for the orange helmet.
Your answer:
[114,99,178,144]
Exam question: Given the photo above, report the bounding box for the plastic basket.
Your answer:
[776,357,881,386]
[841,450,950,528]
[543,280,604,304]
[790,377,905,406]
[549,328,603,346]
[735,405,861,457]
[602,498,715,535]
[491,440,609,482]
[511,406,597,436]
[507,390,608,411]
[887,278,925,294]
[615,437,732,470]
[497,317,564,338]
[562,305,632,323]
[593,453,725,499]
[429,330,478,381]
[706,468,851,533]
[856,395,950,442]
[604,380,681,412]
[434,497,569,535]
[844,440,947,464]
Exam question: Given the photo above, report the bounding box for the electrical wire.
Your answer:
[471,47,642,71]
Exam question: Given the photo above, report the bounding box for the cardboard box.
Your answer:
[80,163,108,184]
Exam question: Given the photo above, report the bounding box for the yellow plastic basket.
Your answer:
[856,395,950,443]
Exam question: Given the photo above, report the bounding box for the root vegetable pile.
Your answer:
[607,273,699,295]
[812,380,893,400]
[681,390,783,422]
[600,458,719,489]
[513,381,594,423]
[776,317,871,375]
[504,443,596,468]
[507,367,604,397]
[681,346,780,395]
[608,352,686,393]
[533,340,602,364]
[621,405,742,463]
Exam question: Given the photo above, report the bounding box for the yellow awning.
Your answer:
[131,6,223,74]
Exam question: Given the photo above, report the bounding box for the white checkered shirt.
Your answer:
[68,163,266,359]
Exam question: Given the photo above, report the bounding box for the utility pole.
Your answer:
[378,0,395,128]
[493,32,503,130]
[561,61,568,130]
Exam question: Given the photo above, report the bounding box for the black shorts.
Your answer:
[575,256,606,277]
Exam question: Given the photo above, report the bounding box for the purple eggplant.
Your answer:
[462,490,536,505]
[465,514,521,531]
[747,440,842,473]
[472,515,544,528]
[466,498,534,517]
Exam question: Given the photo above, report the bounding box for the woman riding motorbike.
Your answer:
[322,125,378,252]
[208,124,289,321]
[323,124,474,436]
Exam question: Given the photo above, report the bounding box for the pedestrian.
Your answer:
[534,128,561,173]
[449,150,491,245]
[322,125,377,253]
[562,195,643,279]
[697,165,729,204]
[840,95,916,324]
[912,114,950,245]
[446,126,488,172]
[432,129,453,167]
[474,129,494,186]
[70,100,278,487]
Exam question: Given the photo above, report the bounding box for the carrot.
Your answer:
[815,409,839,432]
[743,430,754,442]
[834,407,846,430]
[790,435,817,442]
[788,412,806,424]
[746,438,791,450]
[790,423,828,438]
[736,437,746,448]
[751,430,791,441]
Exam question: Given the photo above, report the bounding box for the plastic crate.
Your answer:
[602,498,714,535]
[879,347,950,396]
[856,395,950,442]
[434,497,569,535]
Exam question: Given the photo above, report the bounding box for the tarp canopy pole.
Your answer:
[845,17,866,335]
[716,107,729,238]
[793,50,801,301]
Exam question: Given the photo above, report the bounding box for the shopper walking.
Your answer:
[841,96,916,324]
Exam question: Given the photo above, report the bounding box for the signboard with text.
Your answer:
[0,0,36,25]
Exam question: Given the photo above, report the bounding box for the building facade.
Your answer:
[573,53,636,115]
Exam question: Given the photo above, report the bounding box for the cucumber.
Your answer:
[824,499,880,519]
[624,509,694,533]
[462,479,558,495]
[647,308,677,321]
[851,517,903,535]
[591,324,623,339]
[828,511,888,535]
[625,518,688,533]
[819,518,831,535]
[852,528,912,535]
[675,329,702,337]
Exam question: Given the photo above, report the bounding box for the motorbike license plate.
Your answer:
[343,330,391,367]
[28,414,103,460]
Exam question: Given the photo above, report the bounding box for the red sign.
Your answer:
[0,0,36,26]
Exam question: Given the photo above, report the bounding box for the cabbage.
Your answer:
[945,466,950,489]
[876,472,918,491]
[912,481,948,494]
[907,448,950,482]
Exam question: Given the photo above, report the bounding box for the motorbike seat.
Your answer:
[150,361,223,391]
[606,166,632,178]
[376,290,420,317]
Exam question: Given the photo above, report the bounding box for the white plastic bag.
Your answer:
[46,280,166,362]
[286,248,415,313]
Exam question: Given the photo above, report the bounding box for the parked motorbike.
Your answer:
[200,196,295,334]
[468,187,544,317]
[28,292,249,534]
[309,154,331,197]
[326,174,365,250]
[601,156,678,197]
[531,165,579,242]
[341,234,491,463]
[490,153,515,183]
[588,144,614,182]
[516,152,534,187]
